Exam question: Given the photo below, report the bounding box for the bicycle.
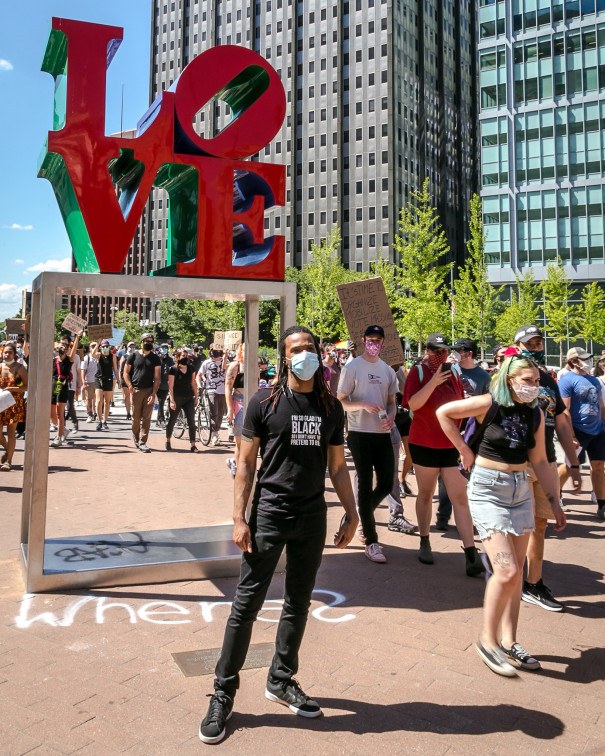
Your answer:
[196,391,212,446]
[172,409,187,439]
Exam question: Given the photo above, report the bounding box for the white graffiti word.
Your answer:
[15,588,356,629]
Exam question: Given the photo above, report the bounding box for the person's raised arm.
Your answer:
[67,334,80,362]
[232,434,261,553]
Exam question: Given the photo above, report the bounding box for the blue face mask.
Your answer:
[287,351,319,381]
[520,348,545,364]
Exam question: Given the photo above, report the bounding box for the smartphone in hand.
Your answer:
[440,362,452,373]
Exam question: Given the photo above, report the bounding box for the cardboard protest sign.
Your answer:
[5,318,26,337]
[108,328,125,347]
[213,331,225,350]
[61,312,87,335]
[336,277,404,366]
[224,330,243,350]
[87,323,113,342]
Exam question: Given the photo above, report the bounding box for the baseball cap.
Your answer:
[566,346,592,362]
[127,341,135,347]
[452,338,478,353]
[100,339,110,346]
[513,325,543,344]
[426,332,449,349]
[141,332,154,341]
[364,325,385,338]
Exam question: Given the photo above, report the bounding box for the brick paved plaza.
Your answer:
[1,405,604,754]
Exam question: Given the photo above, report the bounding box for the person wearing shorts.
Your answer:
[225,344,245,478]
[402,333,483,575]
[558,346,605,520]
[437,353,566,678]
[92,340,118,432]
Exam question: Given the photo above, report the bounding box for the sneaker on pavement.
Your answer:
[400,479,413,497]
[418,537,434,564]
[96,422,103,431]
[86,415,94,423]
[265,678,322,718]
[521,579,564,612]
[102,422,109,431]
[364,543,387,563]
[199,691,234,744]
[225,457,236,478]
[388,515,418,534]
[132,433,140,448]
[475,640,518,677]
[70,427,79,436]
[50,424,57,433]
[138,443,151,453]
[597,503,605,520]
[211,433,220,446]
[50,436,62,448]
[500,642,541,670]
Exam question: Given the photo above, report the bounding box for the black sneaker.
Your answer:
[521,579,564,612]
[418,537,434,565]
[265,678,322,718]
[199,692,233,744]
[400,479,413,497]
[500,642,541,670]
[597,503,605,520]
[475,640,517,677]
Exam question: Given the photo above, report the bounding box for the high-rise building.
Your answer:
[479,0,605,291]
[148,0,477,275]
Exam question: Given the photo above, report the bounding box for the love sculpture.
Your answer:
[38,18,287,281]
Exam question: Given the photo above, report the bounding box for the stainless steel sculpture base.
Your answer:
[21,272,296,593]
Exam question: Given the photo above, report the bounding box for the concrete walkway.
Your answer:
[1,401,604,754]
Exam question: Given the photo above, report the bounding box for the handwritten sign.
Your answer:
[87,323,113,342]
[213,331,225,350]
[224,330,243,350]
[336,277,404,366]
[5,318,26,337]
[61,312,88,335]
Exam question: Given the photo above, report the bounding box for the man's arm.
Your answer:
[233,435,261,553]
[328,444,359,548]
[123,360,133,388]
[554,411,581,491]
[149,364,161,404]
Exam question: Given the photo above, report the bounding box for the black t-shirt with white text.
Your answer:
[243,388,345,517]
[536,369,566,463]
[127,350,161,389]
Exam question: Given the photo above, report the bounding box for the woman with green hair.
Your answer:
[437,352,566,678]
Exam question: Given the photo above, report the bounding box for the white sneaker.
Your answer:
[211,434,220,446]
[50,436,62,448]
[50,424,57,433]
[365,543,386,563]
[86,415,94,424]
[226,458,237,478]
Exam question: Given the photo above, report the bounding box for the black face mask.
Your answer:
[142,342,153,351]
[58,347,66,355]
[178,358,189,366]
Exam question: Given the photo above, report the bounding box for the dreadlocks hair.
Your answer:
[267,325,335,414]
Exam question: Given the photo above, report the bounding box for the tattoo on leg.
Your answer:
[493,551,513,569]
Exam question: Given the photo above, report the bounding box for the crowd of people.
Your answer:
[1,319,604,738]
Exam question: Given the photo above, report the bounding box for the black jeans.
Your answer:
[166,395,196,443]
[207,392,227,434]
[347,431,394,545]
[156,388,169,422]
[214,510,327,697]
[65,389,78,429]
[437,475,452,523]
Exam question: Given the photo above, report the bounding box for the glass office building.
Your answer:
[479,0,605,287]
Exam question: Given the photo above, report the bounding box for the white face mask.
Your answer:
[510,381,540,403]
[449,350,461,364]
[579,358,593,371]
[3,359,15,366]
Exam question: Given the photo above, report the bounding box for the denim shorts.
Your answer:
[467,465,535,540]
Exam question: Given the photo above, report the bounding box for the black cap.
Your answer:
[364,325,385,338]
[426,332,449,349]
[513,325,543,344]
[452,337,478,355]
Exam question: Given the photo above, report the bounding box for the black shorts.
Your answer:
[409,443,459,468]
[395,409,411,437]
[51,383,69,405]
[95,379,114,392]
[574,427,605,463]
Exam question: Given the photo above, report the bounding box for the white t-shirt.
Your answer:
[337,355,398,433]
[81,354,98,383]
[69,353,81,391]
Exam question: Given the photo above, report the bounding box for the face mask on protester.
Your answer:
[426,350,448,371]
[449,350,461,364]
[510,381,540,403]
[3,358,15,366]
[519,348,545,364]
[142,341,153,351]
[287,351,319,381]
[58,346,66,355]
[160,347,168,356]
[178,358,188,366]
[579,358,593,371]
[101,346,110,355]
[364,340,383,357]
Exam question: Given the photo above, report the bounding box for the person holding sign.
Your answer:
[50,333,80,447]
[337,325,398,564]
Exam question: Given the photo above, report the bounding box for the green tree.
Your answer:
[113,309,145,344]
[393,179,451,352]
[294,226,352,342]
[494,271,541,344]
[571,281,605,348]
[541,259,573,364]
[54,308,72,341]
[369,255,406,328]
[452,194,503,357]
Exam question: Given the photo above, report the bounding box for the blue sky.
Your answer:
[0,0,151,320]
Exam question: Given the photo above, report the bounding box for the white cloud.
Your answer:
[0,283,26,321]
[14,259,24,265]
[3,223,33,231]
[25,256,72,274]
[0,59,13,72]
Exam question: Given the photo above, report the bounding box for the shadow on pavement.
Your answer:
[538,647,605,684]
[230,700,564,739]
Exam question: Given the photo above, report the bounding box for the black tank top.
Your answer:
[477,403,539,465]
[233,363,244,390]
[96,354,114,382]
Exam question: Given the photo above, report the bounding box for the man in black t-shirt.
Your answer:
[123,333,161,452]
[199,326,358,745]
[513,325,581,612]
